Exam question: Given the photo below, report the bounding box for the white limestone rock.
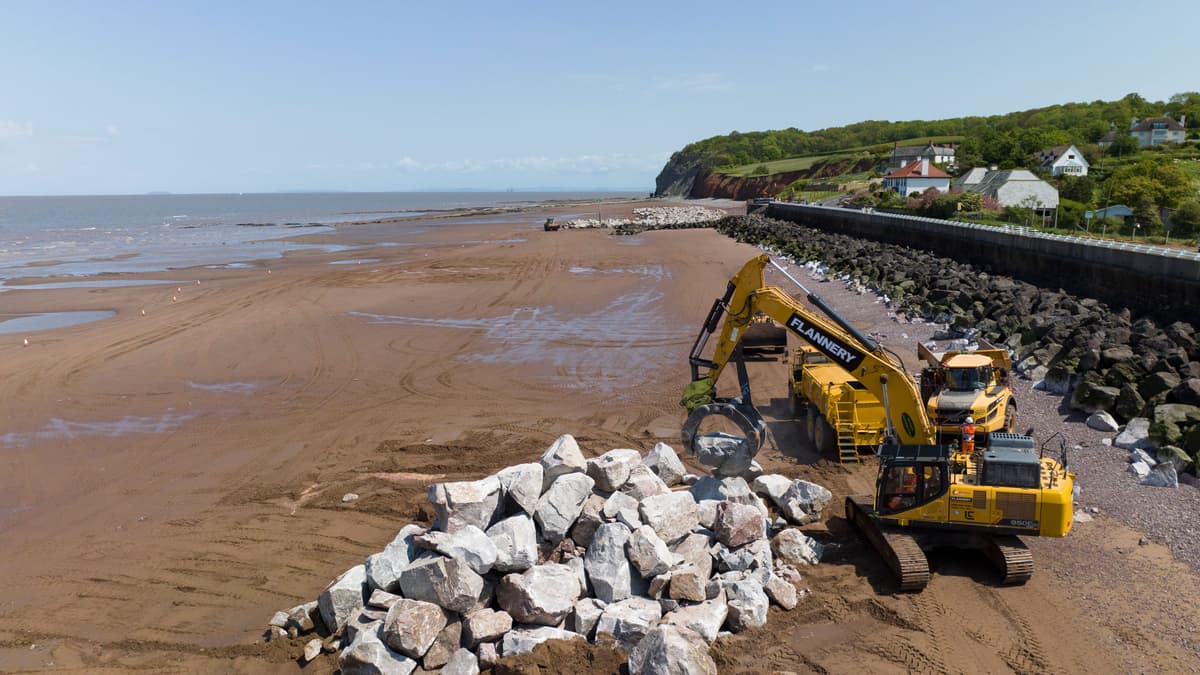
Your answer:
[725,579,769,632]
[398,556,486,614]
[671,532,714,579]
[587,448,643,492]
[595,596,663,653]
[339,623,417,675]
[621,464,671,500]
[319,565,367,634]
[717,538,772,573]
[774,479,833,525]
[534,472,596,544]
[414,525,498,575]
[476,642,500,669]
[1128,461,1151,478]
[603,490,641,521]
[764,573,799,610]
[486,513,539,573]
[1086,411,1120,432]
[496,563,582,626]
[303,637,322,663]
[638,491,700,544]
[381,599,448,660]
[428,476,502,534]
[570,494,606,547]
[501,626,584,657]
[570,597,606,639]
[626,525,674,579]
[643,442,687,487]
[496,462,544,515]
[627,624,718,675]
[662,591,728,643]
[462,608,513,648]
[667,563,708,602]
[365,524,427,593]
[690,476,768,517]
[540,434,587,491]
[692,432,756,478]
[585,523,635,603]
[441,648,480,675]
[772,528,824,567]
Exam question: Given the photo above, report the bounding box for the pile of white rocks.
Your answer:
[564,206,725,229]
[267,434,829,675]
[1112,417,1192,488]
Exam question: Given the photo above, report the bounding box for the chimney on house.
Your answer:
[921,158,929,175]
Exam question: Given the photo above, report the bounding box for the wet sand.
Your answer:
[1,200,1198,673]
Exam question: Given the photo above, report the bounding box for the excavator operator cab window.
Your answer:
[880,462,947,514]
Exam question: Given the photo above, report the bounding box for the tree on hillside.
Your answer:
[1170,201,1200,238]
[1056,175,1095,205]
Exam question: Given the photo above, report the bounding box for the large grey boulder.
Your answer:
[774,479,833,525]
[501,626,584,657]
[643,442,687,487]
[725,579,768,632]
[585,523,634,603]
[428,476,502,534]
[570,597,606,638]
[496,463,544,515]
[365,524,427,592]
[540,434,587,491]
[1141,464,1179,488]
[713,501,766,548]
[1114,418,1153,451]
[487,514,538,573]
[462,608,513,648]
[319,564,367,634]
[595,596,663,653]
[442,648,480,675]
[339,623,418,675]
[381,599,448,660]
[1128,461,1151,478]
[587,448,643,492]
[692,432,755,477]
[414,526,497,575]
[570,494,606,547]
[716,538,772,573]
[638,491,700,544]
[626,525,674,579]
[421,619,462,669]
[627,624,717,675]
[496,563,582,625]
[1086,411,1120,432]
[621,464,671,500]
[772,528,824,567]
[476,642,500,670]
[750,474,791,502]
[534,472,596,543]
[662,591,728,643]
[1130,448,1157,467]
[398,556,486,613]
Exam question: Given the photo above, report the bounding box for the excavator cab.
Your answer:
[875,444,951,516]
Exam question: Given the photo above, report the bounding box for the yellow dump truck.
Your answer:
[917,342,1017,442]
[788,344,887,463]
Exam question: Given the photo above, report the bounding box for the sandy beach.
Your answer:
[2,200,1199,673]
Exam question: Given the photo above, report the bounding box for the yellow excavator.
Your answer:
[681,255,1074,590]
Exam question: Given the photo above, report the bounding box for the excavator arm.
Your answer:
[684,255,936,455]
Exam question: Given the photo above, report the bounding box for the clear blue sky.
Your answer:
[2,0,1196,196]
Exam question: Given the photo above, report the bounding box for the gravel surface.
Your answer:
[767,251,1200,573]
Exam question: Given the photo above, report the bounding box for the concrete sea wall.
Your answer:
[764,203,1200,317]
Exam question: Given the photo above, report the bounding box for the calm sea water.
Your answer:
[0,191,640,280]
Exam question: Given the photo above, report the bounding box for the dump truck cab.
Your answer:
[920,344,1015,442]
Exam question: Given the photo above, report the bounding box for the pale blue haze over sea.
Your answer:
[0,191,639,281]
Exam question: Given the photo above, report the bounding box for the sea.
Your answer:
[0,191,641,281]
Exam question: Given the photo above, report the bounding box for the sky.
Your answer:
[1,0,1197,196]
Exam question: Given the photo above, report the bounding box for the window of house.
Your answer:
[1067,154,1075,159]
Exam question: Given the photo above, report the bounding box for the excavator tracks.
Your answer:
[846,496,930,591]
[985,535,1034,585]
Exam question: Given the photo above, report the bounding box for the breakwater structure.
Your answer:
[764,203,1200,318]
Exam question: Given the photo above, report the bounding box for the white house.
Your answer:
[882,142,956,172]
[1129,115,1187,147]
[882,159,951,196]
[1037,144,1089,177]
[953,168,1059,210]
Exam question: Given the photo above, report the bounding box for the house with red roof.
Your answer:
[882,159,951,196]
